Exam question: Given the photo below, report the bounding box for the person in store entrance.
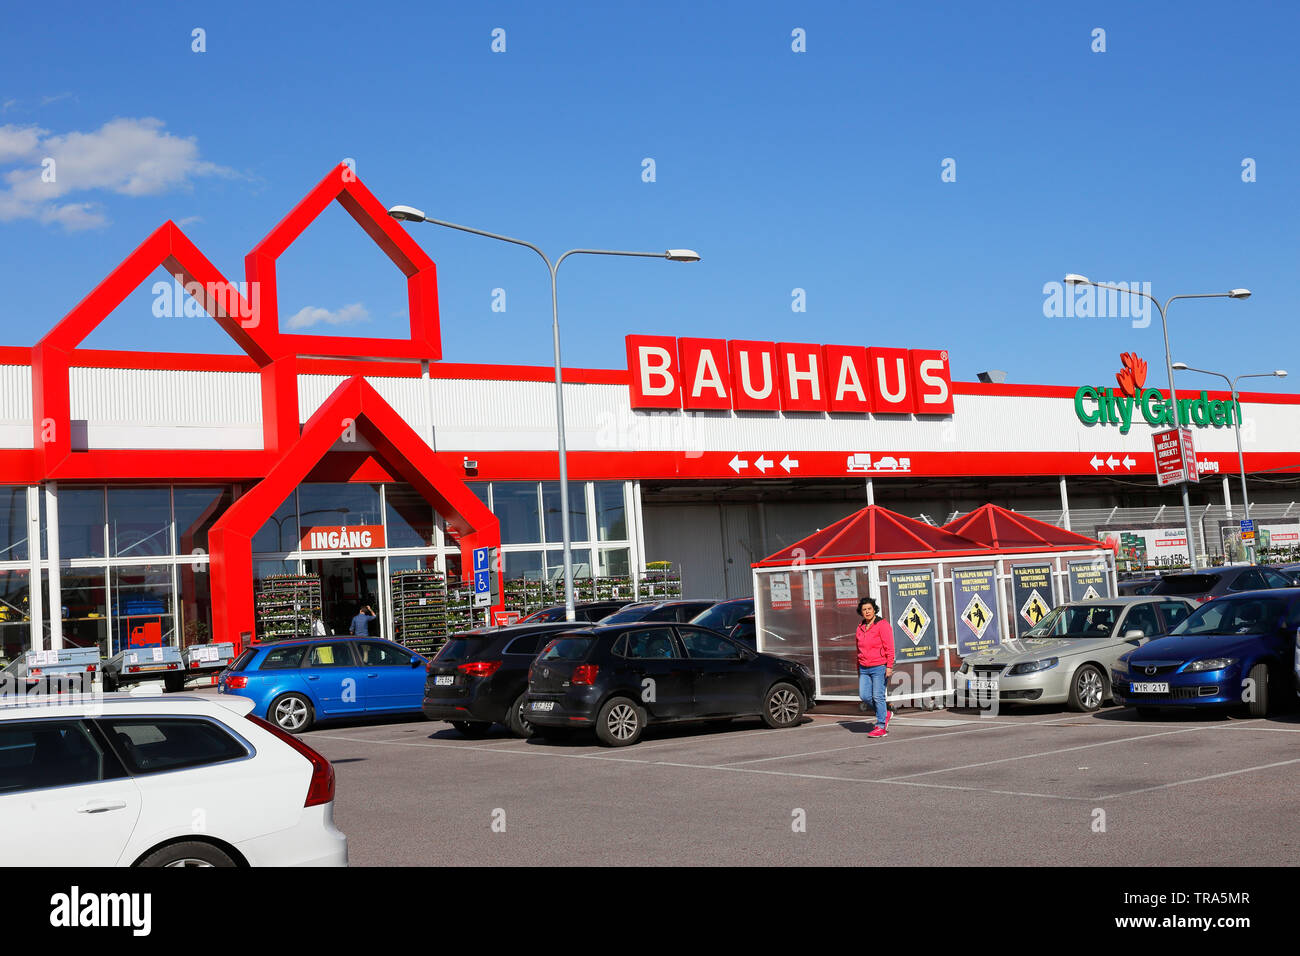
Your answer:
[856,597,894,738]
[349,604,376,637]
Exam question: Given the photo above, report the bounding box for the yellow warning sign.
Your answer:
[1020,590,1049,626]
[962,594,992,639]
[897,598,931,645]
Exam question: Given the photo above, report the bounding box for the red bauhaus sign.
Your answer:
[1153,427,1198,486]
[300,525,387,551]
[625,335,953,415]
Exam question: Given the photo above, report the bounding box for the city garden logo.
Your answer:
[1075,352,1241,434]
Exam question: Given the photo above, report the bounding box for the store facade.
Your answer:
[5,164,1300,660]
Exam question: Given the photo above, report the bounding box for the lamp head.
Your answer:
[1276,370,1288,378]
[1228,288,1251,299]
[665,249,701,262]
[387,205,427,223]
[1063,273,1090,286]
[1172,362,1189,370]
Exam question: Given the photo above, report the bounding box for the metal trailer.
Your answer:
[183,642,236,685]
[103,645,186,692]
[0,647,101,696]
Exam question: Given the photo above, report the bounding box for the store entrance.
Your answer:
[306,557,382,638]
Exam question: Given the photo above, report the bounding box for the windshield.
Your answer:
[538,636,594,661]
[1171,596,1286,636]
[692,601,751,632]
[599,605,652,625]
[521,607,565,623]
[436,636,490,662]
[1023,604,1122,638]
[1153,574,1218,596]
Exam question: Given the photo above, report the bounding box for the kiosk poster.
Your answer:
[952,566,999,656]
[1067,560,1111,602]
[1011,563,1054,636]
[887,569,938,663]
[770,573,792,610]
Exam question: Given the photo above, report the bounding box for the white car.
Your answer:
[0,693,346,866]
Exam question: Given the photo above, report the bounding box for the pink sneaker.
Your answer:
[867,726,887,738]
[883,709,893,730]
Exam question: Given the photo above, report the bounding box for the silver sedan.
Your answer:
[954,596,1197,712]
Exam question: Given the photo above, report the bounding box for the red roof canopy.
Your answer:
[754,505,988,567]
[941,504,1103,552]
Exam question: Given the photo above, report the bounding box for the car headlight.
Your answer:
[1009,657,1058,675]
[1185,657,1236,672]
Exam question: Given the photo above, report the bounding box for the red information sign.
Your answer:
[1153,427,1197,486]
[1180,427,1199,483]
[299,525,386,551]
[493,611,521,626]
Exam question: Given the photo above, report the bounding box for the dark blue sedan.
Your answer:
[1111,590,1299,718]
[218,637,429,732]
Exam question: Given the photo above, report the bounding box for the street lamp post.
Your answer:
[1063,276,1251,570]
[1172,363,1287,563]
[388,204,699,621]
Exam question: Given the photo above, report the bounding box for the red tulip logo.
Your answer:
[1116,352,1147,397]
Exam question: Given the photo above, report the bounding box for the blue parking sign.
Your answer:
[473,547,490,572]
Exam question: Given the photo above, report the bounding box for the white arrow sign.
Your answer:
[729,455,748,474]
[780,455,799,473]
[1106,456,1120,469]
[754,455,773,473]
[1090,456,1104,471]
[1122,456,1136,470]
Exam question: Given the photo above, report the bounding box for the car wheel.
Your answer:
[1247,662,1270,717]
[761,682,805,728]
[1134,706,1160,719]
[451,720,493,738]
[269,693,314,733]
[505,693,535,739]
[595,697,645,747]
[137,841,237,868]
[1068,664,1106,712]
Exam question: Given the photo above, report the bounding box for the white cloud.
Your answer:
[287,303,370,329]
[0,117,235,231]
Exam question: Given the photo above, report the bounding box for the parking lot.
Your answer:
[285,699,1300,866]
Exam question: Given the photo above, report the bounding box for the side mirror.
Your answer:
[1123,629,1145,639]
[411,657,422,667]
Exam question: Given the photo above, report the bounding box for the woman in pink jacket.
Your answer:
[855,597,894,737]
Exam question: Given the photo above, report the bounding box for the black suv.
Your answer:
[423,622,575,738]
[518,600,630,624]
[525,623,816,747]
[1149,565,1294,603]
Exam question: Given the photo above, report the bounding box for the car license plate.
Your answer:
[968,679,999,691]
[1132,682,1169,694]
[530,701,555,711]
[434,675,454,686]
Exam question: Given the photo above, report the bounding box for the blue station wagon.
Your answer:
[218,637,428,732]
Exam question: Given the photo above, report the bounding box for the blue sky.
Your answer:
[1,0,1296,390]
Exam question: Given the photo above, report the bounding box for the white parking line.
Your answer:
[702,721,1021,767]
[1095,757,1300,799]
[877,726,1209,781]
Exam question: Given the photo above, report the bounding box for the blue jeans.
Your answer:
[859,665,889,725]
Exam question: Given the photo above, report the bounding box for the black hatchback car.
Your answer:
[596,600,717,624]
[524,623,816,746]
[422,622,575,738]
[518,600,630,624]
[1149,565,1294,604]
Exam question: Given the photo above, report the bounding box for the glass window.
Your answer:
[258,645,308,670]
[493,483,540,545]
[1171,596,1285,635]
[503,634,544,655]
[173,486,232,555]
[178,563,212,650]
[297,483,383,532]
[545,548,591,583]
[1230,569,1267,591]
[0,487,28,561]
[0,568,32,661]
[101,718,248,775]
[538,636,594,661]
[1261,569,1292,589]
[465,482,489,509]
[1158,601,1191,631]
[112,565,176,654]
[48,487,105,559]
[384,484,434,549]
[599,548,630,578]
[595,483,627,541]
[542,482,588,544]
[1120,603,1159,637]
[55,567,108,656]
[0,720,115,793]
[622,627,679,659]
[679,628,744,659]
[357,641,415,666]
[108,487,172,557]
[252,492,297,554]
[304,642,355,667]
[505,550,543,581]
